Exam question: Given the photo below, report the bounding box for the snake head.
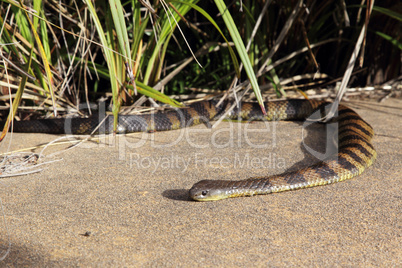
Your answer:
[189,180,229,201]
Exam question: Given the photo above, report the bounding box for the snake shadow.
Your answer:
[289,121,338,172]
[283,122,328,172]
[162,189,193,201]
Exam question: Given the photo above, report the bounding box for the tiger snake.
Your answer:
[2,99,377,201]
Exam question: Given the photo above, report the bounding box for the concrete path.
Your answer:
[0,98,400,266]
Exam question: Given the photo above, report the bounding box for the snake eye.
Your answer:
[201,190,208,196]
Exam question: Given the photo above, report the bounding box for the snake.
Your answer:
[2,99,376,201]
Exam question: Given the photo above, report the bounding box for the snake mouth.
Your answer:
[189,193,227,202]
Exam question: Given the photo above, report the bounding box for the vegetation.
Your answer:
[0,0,400,133]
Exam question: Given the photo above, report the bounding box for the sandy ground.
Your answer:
[0,98,400,267]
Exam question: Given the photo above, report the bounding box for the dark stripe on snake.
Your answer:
[283,172,307,185]
[337,156,359,173]
[341,149,365,165]
[338,128,369,139]
[340,143,374,159]
[339,134,373,148]
[314,163,339,180]
[339,122,373,138]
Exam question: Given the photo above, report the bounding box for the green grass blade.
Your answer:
[143,3,191,84]
[213,0,265,114]
[85,0,120,131]
[36,1,51,62]
[0,45,33,142]
[18,0,57,115]
[127,81,183,107]
[372,6,402,21]
[0,14,22,58]
[172,1,239,77]
[109,0,131,60]
[374,31,402,50]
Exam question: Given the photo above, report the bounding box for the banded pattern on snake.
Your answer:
[2,99,376,201]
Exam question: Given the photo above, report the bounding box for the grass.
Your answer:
[0,0,400,135]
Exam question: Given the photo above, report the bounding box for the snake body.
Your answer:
[3,99,376,201]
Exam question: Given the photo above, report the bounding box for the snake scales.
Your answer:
[3,99,376,201]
